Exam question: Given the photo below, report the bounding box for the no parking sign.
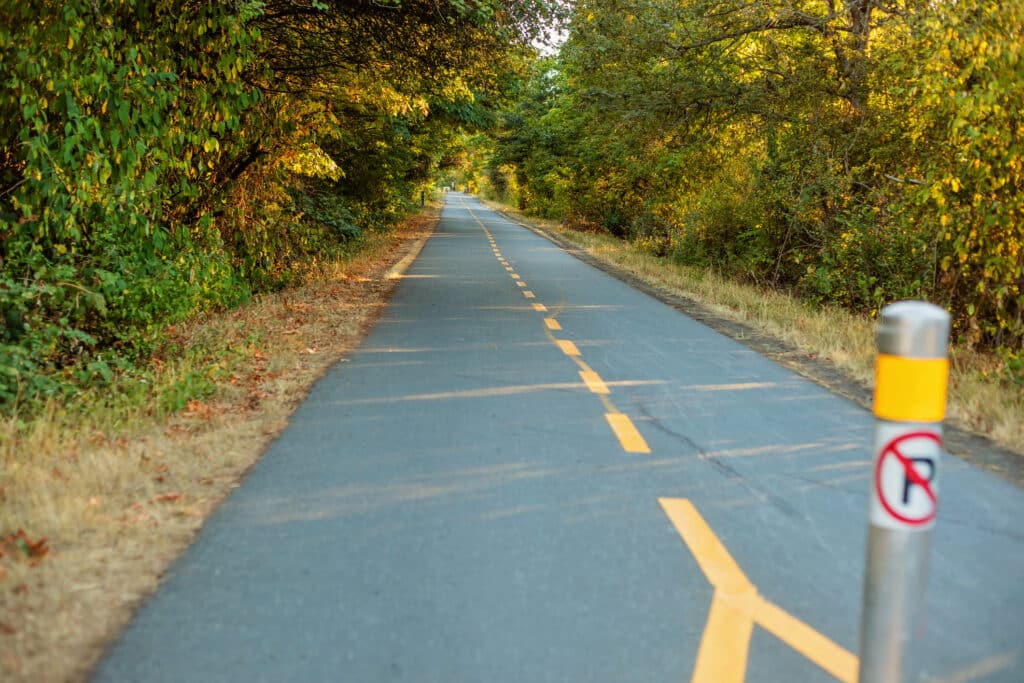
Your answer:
[870,425,941,529]
[858,301,950,683]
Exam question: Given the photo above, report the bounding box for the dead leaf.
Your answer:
[1,530,49,561]
[183,400,209,418]
[151,493,182,504]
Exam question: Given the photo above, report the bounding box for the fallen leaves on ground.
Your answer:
[0,531,49,563]
[0,206,439,683]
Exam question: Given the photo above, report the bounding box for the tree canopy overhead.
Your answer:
[483,0,1024,362]
[0,0,564,409]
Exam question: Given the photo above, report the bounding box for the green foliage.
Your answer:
[887,0,1024,347]
[1,0,560,414]
[486,0,1024,363]
[0,0,262,408]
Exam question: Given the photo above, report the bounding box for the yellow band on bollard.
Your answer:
[873,354,949,422]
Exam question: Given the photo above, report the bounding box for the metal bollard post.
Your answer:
[858,301,950,683]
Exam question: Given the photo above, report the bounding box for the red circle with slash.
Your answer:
[875,431,940,526]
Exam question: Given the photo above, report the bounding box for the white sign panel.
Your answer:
[869,422,942,530]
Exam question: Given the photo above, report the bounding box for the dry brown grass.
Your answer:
[0,207,438,682]
[482,200,1023,457]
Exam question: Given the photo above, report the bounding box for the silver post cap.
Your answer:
[877,301,951,359]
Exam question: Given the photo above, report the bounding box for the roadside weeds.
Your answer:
[0,207,438,683]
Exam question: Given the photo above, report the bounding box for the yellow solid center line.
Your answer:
[579,370,609,394]
[523,291,535,299]
[659,498,858,683]
[532,303,547,312]
[556,339,580,356]
[692,594,754,683]
[605,413,651,454]
[573,358,594,373]
[659,498,753,594]
[748,597,858,683]
[544,318,562,331]
[598,394,618,414]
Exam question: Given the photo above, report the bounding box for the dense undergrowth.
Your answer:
[0,0,559,415]
[480,0,1023,387]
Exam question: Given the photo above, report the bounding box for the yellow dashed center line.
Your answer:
[579,370,609,394]
[464,179,845,683]
[605,413,651,454]
[556,339,581,356]
[469,203,651,459]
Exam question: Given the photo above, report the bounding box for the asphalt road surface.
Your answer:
[93,193,1024,682]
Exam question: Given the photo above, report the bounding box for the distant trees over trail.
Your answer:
[485,0,1024,365]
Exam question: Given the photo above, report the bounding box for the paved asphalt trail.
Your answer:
[94,194,1024,682]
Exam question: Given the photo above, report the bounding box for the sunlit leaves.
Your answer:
[488,0,1024,356]
[1,0,561,409]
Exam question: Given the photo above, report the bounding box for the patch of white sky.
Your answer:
[533,25,568,56]
[532,1,571,57]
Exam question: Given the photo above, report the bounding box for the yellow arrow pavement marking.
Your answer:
[544,318,562,331]
[693,594,755,683]
[532,303,547,312]
[523,291,535,299]
[658,498,858,683]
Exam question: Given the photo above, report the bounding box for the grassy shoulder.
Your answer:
[480,199,1024,460]
[0,206,438,683]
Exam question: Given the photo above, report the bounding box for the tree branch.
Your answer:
[666,12,831,53]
